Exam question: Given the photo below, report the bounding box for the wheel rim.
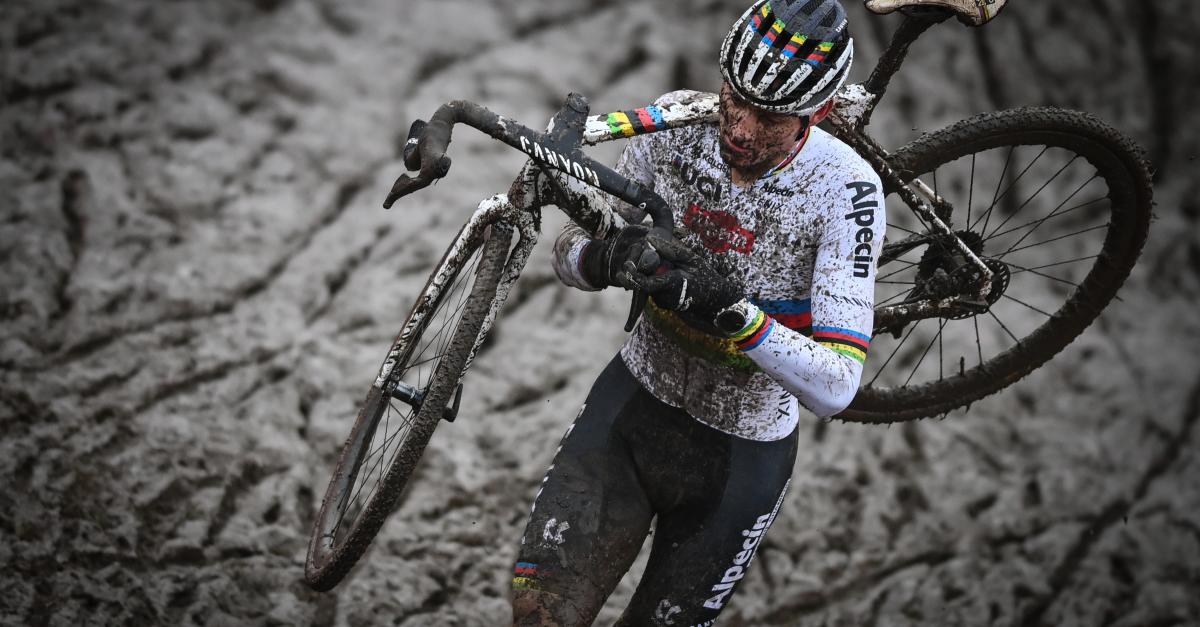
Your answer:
[855,124,1139,416]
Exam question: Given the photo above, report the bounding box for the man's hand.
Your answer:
[580,225,651,289]
[620,232,745,334]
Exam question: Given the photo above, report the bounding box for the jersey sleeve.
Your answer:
[738,172,885,417]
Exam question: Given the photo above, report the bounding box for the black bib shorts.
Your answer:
[513,355,798,625]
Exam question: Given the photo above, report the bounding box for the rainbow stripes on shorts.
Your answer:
[512,562,539,590]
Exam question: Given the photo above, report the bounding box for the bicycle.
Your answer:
[304,0,1153,591]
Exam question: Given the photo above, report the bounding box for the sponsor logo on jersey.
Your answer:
[843,181,879,278]
[670,153,722,202]
[684,203,755,254]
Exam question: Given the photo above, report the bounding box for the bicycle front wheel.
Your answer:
[305,222,513,591]
[841,107,1152,423]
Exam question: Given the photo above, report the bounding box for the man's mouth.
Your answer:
[721,137,752,156]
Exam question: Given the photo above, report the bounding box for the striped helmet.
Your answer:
[719,0,854,116]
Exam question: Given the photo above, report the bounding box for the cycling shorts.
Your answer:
[513,355,798,625]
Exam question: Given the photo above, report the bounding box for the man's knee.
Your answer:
[512,589,588,627]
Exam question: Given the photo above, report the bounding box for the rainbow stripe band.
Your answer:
[734,312,776,352]
[606,106,666,139]
[805,41,835,67]
[782,33,808,58]
[729,309,768,343]
[812,326,870,364]
[512,561,539,590]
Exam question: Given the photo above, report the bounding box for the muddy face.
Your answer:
[718,81,807,178]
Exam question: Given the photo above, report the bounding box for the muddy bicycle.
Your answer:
[304,1,1153,591]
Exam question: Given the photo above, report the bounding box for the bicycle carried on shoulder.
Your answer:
[305,1,1152,591]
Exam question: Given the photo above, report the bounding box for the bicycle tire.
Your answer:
[305,222,513,591]
[840,107,1152,423]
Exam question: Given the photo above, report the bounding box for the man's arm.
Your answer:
[551,132,656,291]
[736,176,885,417]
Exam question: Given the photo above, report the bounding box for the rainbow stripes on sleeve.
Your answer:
[644,296,872,369]
[812,326,870,364]
[732,309,776,352]
[606,106,667,138]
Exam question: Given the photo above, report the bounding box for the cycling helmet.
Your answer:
[719,0,854,117]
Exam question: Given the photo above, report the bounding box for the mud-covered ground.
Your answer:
[2,1,1199,625]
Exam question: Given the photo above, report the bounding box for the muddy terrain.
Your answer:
[2,1,1199,625]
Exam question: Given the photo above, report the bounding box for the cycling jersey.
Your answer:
[553,90,885,441]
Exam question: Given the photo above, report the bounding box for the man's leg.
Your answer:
[511,356,654,626]
[616,422,799,626]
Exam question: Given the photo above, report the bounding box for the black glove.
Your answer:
[621,232,745,334]
[580,224,650,289]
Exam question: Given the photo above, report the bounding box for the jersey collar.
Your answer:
[760,125,812,180]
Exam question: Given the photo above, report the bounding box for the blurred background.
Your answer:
[2,0,1198,625]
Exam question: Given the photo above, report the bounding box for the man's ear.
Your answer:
[809,100,837,126]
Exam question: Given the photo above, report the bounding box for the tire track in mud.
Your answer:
[759,549,957,624]
[21,165,382,374]
[1017,376,1200,626]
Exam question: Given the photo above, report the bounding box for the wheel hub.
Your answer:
[912,230,1011,318]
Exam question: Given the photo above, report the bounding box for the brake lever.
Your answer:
[625,289,647,332]
[622,240,667,332]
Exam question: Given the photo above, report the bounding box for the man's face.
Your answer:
[718,81,807,172]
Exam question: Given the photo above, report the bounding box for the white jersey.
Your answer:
[553,91,885,441]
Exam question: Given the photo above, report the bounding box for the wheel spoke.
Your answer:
[868,320,923,387]
[1001,293,1054,318]
[984,196,1107,243]
[1003,260,1082,289]
[979,145,1015,235]
[1010,255,1099,273]
[888,222,921,236]
[938,319,945,381]
[876,289,916,307]
[979,147,1051,228]
[973,316,983,368]
[987,309,1021,344]
[966,153,976,228]
[1000,223,1109,258]
[983,155,1079,241]
[878,261,920,283]
[903,323,942,387]
[996,175,1098,259]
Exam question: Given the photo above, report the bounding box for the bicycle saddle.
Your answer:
[863,0,1006,25]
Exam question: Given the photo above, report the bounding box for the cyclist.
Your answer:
[512,1,883,624]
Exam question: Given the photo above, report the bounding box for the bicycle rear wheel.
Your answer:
[840,107,1152,423]
[305,222,513,591]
